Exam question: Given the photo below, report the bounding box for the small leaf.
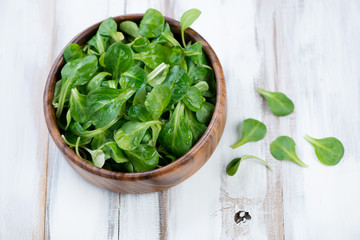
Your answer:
[147,62,169,87]
[139,8,165,38]
[87,88,135,127]
[145,85,172,119]
[114,120,162,150]
[270,136,308,167]
[152,23,181,47]
[129,105,153,122]
[69,88,88,123]
[119,65,147,89]
[194,81,209,92]
[119,21,141,38]
[231,118,267,149]
[196,102,214,124]
[64,43,83,62]
[180,9,201,47]
[125,144,159,172]
[86,72,111,93]
[257,88,294,116]
[134,43,171,69]
[56,55,98,117]
[130,37,150,53]
[182,86,203,112]
[162,65,191,105]
[99,17,122,42]
[104,43,134,80]
[226,155,272,176]
[304,135,344,166]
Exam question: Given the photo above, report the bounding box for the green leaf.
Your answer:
[184,108,207,144]
[184,42,203,65]
[169,46,185,66]
[56,55,98,117]
[104,43,134,80]
[152,23,181,47]
[180,8,201,47]
[129,105,153,122]
[61,133,91,147]
[186,57,209,85]
[69,117,121,138]
[257,88,294,116]
[138,8,165,38]
[52,79,63,108]
[132,86,151,106]
[134,43,171,69]
[231,118,267,149]
[84,147,106,168]
[65,109,72,130]
[125,144,159,172]
[114,120,162,150]
[304,135,344,166]
[99,17,123,42]
[69,88,88,123]
[147,62,169,87]
[159,102,193,157]
[270,136,308,167]
[119,21,141,38]
[226,155,272,176]
[150,124,162,147]
[193,81,209,92]
[87,88,135,127]
[119,65,147,89]
[64,43,83,62]
[86,72,111,93]
[130,37,150,53]
[182,86,203,112]
[196,102,214,124]
[87,31,110,55]
[145,85,172,119]
[162,65,191,104]
[103,142,128,164]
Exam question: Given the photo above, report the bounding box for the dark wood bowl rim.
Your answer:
[44,14,225,181]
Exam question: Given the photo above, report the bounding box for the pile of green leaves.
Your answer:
[53,8,216,172]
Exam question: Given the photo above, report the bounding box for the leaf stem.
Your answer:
[256,88,269,96]
[77,117,120,138]
[304,134,316,145]
[291,155,308,168]
[241,155,272,170]
[231,139,246,149]
[147,62,168,81]
[181,32,186,48]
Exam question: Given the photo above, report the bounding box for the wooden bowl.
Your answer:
[43,14,227,194]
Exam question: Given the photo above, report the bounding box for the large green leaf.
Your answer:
[159,102,193,157]
[56,55,98,117]
[114,120,162,150]
[87,88,135,127]
[145,85,172,119]
[138,8,165,38]
[104,43,134,80]
[125,144,159,172]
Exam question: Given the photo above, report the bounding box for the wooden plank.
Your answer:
[273,0,360,239]
[44,1,124,239]
[0,0,54,238]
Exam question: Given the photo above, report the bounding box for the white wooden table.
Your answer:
[1,0,359,239]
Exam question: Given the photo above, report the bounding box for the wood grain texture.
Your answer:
[0,0,54,238]
[1,0,360,239]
